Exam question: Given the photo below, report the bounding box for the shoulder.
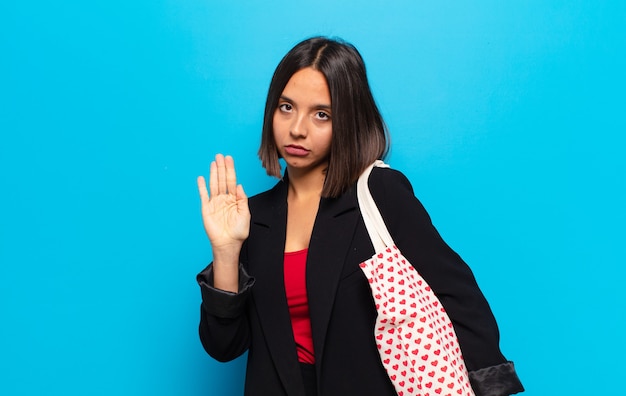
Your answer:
[248,177,288,212]
[367,166,416,200]
[366,166,433,225]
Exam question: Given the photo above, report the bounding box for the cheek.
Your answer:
[320,129,333,152]
[272,112,287,137]
[324,126,333,145]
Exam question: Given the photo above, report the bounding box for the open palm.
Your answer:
[197,154,250,249]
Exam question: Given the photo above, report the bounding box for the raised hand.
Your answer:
[197,154,251,248]
[197,154,250,292]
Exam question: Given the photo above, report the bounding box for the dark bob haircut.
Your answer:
[258,36,389,198]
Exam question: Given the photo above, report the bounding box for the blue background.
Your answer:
[1,1,625,395]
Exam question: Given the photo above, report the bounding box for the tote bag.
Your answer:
[357,161,475,396]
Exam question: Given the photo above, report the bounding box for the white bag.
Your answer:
[357,161,475,396]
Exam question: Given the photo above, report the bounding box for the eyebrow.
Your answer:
[279,95,331,111]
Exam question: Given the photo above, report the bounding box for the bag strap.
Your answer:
[357,160,396,252]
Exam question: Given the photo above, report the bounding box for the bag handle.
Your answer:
[357,160,396,252]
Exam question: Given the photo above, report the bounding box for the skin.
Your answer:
[273,67,332,252]
[197,154,250,292]
[198,67,332,292]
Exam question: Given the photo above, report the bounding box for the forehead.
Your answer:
[281,67,330,103]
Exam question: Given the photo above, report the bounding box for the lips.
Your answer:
[284,145,310,156]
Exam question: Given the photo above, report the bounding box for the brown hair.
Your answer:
[258,37,389,198]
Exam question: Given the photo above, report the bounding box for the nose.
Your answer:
[290,114,307,138]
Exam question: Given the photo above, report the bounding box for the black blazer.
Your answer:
[197,167,523,396]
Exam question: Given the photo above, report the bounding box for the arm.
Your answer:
[196,154,254,361]
[368,167,524,395]
[197,258,254,362]
[196,154,250,292]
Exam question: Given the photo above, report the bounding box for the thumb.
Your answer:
[236,184,247,199]
[236,184,249,208]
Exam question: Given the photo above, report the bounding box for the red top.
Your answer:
[283,248,315,364]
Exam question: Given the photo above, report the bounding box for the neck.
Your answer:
[286,166,326,201]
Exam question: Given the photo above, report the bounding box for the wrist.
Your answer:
[211,243,242,293]
[211,242,243,265]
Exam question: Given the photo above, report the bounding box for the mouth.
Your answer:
[284,145,310,156]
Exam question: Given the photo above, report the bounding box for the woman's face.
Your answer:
[273,67,332,177]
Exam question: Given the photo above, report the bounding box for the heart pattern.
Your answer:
[359,245,474,396]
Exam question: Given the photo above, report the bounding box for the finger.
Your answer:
[236,184,248,202]
[225,155,237,195]
[209,161,218,197]
[215,153,227,194]
[197,176,209,202]
[236,184,249,214]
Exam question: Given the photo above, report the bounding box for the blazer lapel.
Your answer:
[248,179,306,395]
[248,180,361,395]
[306,185,360,369]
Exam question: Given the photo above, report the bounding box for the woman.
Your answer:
[196,37,524,396]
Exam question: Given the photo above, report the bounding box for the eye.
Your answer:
[315,111,330,121]
[278,103,293,113]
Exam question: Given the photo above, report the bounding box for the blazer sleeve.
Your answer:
[196,242,255,363]
[368,167,524,396]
